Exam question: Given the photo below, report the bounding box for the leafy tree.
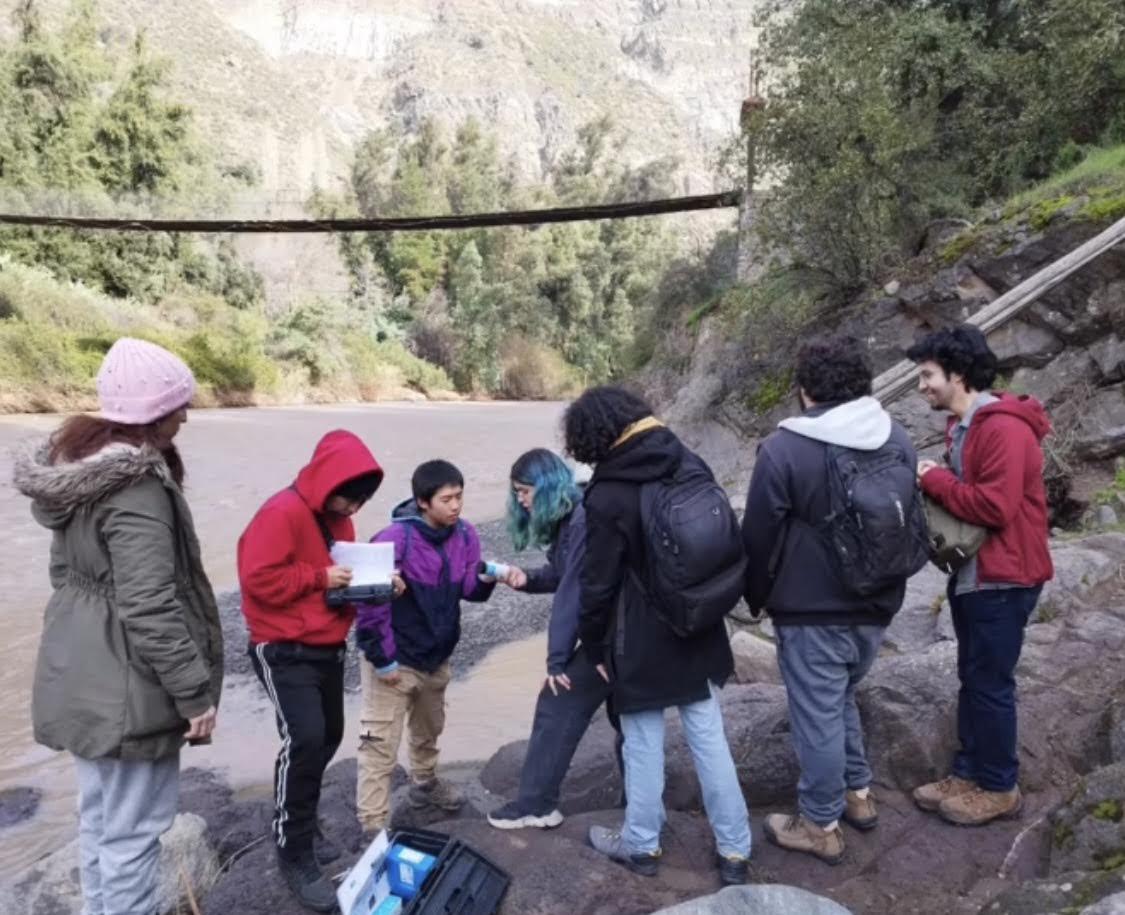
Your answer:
[322,114,677,394]
[747,0,1125,293]
[0,1,263,307]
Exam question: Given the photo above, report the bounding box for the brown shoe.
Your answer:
[939,786,1022,826]
[913,775,976,812]
[409,777,465,811]
[764,813,845,865]
[843,789,878,831]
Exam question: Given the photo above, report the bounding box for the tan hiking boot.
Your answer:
[843,788,878,831]
[763,813,845,865]
[408,777,465,811]
[913,775,976,812]
[939,786,1022,826]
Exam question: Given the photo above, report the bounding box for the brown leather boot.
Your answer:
[939,786,1022,826]
[763,813,845,865]
[912,775,976,812]
[843,788,878,831]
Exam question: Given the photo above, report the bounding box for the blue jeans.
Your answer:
[950,585,1041,791]
[776,624,884,826]
[619,685,751,858]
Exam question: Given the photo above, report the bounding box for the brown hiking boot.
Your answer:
[939,786,1022,826]
[408,777,465,811]
[763,813,845,865]
[913,775,976,812]
[843,789,878,831]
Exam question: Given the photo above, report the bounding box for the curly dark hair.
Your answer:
[906,324,998,392]
[563,385,653,465]
[795,335,874,405]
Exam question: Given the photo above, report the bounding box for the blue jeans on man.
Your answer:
[619,684,751,859]
[776,624,884,825]
[949,585,1042,791]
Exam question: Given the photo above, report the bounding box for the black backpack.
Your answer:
[638,459,747,637]
[816,443,930,596]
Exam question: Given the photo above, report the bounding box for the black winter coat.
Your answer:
[579,427,734,714]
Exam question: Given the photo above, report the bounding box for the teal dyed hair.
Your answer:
[506,448,580,551]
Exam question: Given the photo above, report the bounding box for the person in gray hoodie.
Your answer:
[742,335,919,865]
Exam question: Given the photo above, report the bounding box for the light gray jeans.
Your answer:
[74,753,180,915]
[775,624,884,825]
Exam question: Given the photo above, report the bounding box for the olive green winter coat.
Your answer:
[14,442,223,760]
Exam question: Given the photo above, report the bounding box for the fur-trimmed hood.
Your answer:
[13,440,174,530]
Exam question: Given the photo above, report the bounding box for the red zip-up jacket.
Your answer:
[920,394,1053,587]
[238,430,383,645]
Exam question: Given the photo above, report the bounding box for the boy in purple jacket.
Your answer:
[355,460,495,833]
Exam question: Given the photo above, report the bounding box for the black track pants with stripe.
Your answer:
[249,641,346,857]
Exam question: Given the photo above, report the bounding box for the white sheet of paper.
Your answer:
[329,541,394,587]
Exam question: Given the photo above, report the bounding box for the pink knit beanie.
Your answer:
[96,338,196,425]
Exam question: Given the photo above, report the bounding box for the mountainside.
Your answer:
[0,0,755,197]
[0,0,756,303]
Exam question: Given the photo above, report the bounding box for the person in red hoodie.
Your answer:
[238,430,383,912]
[907,325,1053,828]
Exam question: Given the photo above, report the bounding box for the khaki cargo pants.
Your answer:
[356,660,451,831]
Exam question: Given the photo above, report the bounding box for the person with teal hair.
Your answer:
[488,448,624,830]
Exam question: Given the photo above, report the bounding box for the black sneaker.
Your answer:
[717,852,749,886]
[278,849,338,912]
[315,827,341,866]
[487,800,564,830]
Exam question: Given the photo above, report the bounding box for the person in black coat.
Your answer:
[565,385,751,886]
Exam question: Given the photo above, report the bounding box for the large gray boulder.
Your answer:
[729,629,782,685]
[482,684,798,814]
[9,812,219,915]
[981,869,1125,914]
[1076,383,1125,460]
[1050,763,1125,875]
[651,884,854,915]
[1091,335,1125,385]
[1010,348,1099,407]
[858,642,959,790]
[1083,891,1125,915]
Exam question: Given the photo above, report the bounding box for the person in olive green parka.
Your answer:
[13,338,223,915]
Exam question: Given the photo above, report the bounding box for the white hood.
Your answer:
[778,396,892,451]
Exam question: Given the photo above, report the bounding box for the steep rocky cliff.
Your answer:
[0,0,756,303]
[644,208,1125,526]
[1,0,756,195]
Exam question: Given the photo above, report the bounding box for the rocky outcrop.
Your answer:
[646,213,1125,521]
[8,812,219,915]
[651,885,854,915]
[11,532,1125,915]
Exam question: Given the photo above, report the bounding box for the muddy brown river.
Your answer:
[0,402,565,881]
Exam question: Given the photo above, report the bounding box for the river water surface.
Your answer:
[0,401,565,881]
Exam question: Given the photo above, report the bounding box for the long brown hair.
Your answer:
[49,415,185,487]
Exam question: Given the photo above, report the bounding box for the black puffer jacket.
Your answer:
[579,426,733,714]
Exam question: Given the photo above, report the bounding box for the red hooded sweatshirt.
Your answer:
[238,430,383,645]
[920,393,1053,587]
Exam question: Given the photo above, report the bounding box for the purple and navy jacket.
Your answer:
[356,498,494,674]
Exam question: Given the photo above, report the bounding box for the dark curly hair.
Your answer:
[906,324,998,392]
[563,385,653,465]
[795,335,873,405]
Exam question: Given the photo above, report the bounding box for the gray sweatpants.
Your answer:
[775,624,884,825]
[74,753,180,915]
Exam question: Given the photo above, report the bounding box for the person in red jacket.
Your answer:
[238,430,383,912]
[907,326,1053,827]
